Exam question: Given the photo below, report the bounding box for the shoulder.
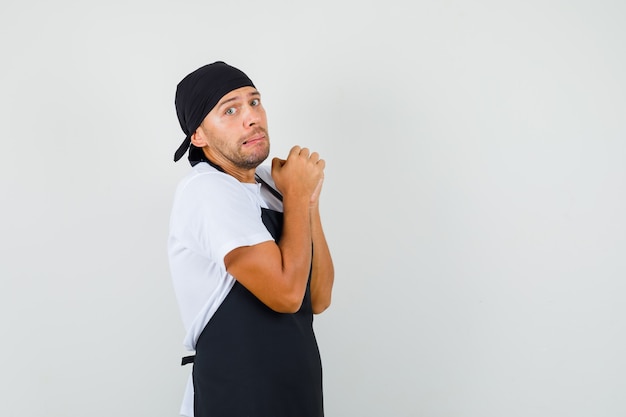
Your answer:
[172,165,261,224]
[170,164,265,232]
[177,163,237,192]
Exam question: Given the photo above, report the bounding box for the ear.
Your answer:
[190,129,208,148]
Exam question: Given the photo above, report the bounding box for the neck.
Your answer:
[201,148,256,183]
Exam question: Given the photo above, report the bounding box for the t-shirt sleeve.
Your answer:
[171,172,273,269]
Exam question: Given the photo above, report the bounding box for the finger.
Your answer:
[310,152,320,162]
[289,145,301,157]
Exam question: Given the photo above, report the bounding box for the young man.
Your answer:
[168,61,334,417]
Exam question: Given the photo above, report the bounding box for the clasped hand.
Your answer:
[271,145,325,206]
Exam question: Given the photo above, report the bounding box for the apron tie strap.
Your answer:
[181,355,195,366]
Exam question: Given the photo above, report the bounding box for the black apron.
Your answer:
[190,208,324,417]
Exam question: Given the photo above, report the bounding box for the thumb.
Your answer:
[271,157,285,172]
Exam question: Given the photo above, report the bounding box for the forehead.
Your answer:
[216,86,259,106]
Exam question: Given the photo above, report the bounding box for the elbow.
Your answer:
[273,299,304,314]
[269,291,305,314]
[312,297,331,314]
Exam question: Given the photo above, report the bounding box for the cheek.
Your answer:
[210,119,236,135]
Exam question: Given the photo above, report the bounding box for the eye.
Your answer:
[250,98,260,106]
[225,107,237,115]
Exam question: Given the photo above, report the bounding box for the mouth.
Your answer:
[242,133,265,146]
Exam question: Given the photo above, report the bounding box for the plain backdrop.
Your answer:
[1,1,625,416]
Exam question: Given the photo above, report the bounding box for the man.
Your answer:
[168,61,334,417]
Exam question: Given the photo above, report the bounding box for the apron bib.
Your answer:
[191,208,324,417]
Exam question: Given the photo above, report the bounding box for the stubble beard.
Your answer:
[233,132,270,170]
[236,143,270,170]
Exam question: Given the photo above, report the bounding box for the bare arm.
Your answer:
[309,202,334,314]
[224,146,324,313]
[306,171,334,313]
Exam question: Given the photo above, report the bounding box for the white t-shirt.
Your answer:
[168,162,282,416]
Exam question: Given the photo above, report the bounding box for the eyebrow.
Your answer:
[217,91,261,108]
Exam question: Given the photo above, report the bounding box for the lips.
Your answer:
[242,133,265,145]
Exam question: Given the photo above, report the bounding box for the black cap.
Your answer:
[173,61,255,162]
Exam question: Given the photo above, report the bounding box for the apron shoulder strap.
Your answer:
[255,173,283,202]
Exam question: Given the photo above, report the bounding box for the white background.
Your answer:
[1,1,625,416]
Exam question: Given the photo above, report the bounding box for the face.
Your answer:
[193,86,270,171]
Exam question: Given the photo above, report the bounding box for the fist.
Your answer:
[271,146,325,204]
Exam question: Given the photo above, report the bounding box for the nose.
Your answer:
[243,104,261,127]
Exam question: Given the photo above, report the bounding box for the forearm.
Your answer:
[277,194,314,304]
[309,205,334,314]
